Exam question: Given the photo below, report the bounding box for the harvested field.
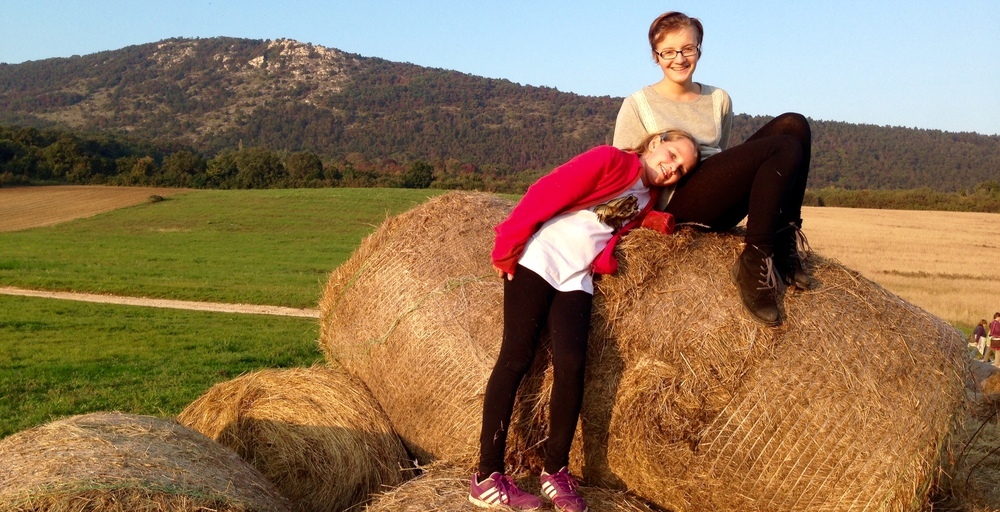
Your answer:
[0,185,188,232]
[801,206,1000,326]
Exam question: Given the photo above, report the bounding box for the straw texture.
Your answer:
[178,366,413,512]
[0,411,290,512]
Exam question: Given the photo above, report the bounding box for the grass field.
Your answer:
[0,293,320,438]
[0,188,443,308]
[0,188,443,437]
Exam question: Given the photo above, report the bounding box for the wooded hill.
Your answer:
[1,36,998,193]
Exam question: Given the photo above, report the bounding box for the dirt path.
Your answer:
[0,287,320,318]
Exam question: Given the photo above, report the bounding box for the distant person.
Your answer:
[990,313,1000,366]
[613,11,813,327]
[470,130,700,512]
[974,319,989,360]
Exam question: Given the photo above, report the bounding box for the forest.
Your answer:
[1,36,999,210]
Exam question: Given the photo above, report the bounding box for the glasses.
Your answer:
[655,45,700,60]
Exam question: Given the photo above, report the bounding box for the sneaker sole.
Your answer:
[469,494,542,511]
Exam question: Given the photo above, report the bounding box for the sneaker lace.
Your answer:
[548,470,580,495]
[494,474,524,504]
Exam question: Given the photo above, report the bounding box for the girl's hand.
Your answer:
[495,266,514,281]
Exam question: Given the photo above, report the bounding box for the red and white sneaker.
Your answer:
[540,467,588,512]
[469,471,543,510]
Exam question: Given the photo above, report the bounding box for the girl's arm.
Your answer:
[492,146,627,274]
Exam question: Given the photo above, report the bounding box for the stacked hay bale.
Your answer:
[178,365,413,512]
[365,461,662,512]
[319,191,966,512]
[0,411,290,511]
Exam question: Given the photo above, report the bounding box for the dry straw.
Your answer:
[0,411,290,512]
[318,191,967,512]
[978,370,1000,397]
[177,365,413,512]
[365,461,663,512]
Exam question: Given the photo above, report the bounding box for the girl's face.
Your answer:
[640,137,698,187]
[655,26,700,86]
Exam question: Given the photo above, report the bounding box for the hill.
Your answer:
[1,37,999,191]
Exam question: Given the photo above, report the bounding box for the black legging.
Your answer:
[664,112,812,247]
[478,265,592,476]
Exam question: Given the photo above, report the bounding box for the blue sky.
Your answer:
[1,0,998,135]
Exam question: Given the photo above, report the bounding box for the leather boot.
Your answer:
[730,244,781,326]
[774,220,812,290]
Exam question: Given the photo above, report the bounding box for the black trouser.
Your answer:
[664,113,812,247]
[478,265,592,476]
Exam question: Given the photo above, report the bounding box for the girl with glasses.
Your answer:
[613,11,813,327]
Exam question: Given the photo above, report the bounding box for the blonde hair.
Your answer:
[631,130,701,163]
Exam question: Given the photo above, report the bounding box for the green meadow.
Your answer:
[0,188,443,438]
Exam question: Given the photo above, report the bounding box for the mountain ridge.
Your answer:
[1,36,998,191]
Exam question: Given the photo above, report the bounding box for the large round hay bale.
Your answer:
[363,462,661,512]
[319,192,509,464]
[0,411,290,511]
[177,366,412,512]
[318,191,966,512]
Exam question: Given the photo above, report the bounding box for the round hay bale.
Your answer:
[318,191,966,512]
[0,411,290,511]
[364,462,662,512]
[177,365,412,512]
[319,192,510,463]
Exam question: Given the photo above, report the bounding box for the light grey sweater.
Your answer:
[612,84,733,160]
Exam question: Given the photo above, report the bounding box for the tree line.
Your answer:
[3,124,1000,212]
[0,125,537,192]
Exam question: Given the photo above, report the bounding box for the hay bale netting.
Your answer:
[318,191,967,511]
[177,366,413,512]
[319,192,510,463]
[363,462,662,512]
[0,411,291,512]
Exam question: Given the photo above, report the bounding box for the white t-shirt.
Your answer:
[518,179,650,294]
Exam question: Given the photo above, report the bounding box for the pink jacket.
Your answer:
[491,145,661,275]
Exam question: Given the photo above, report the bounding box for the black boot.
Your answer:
[731,244,781,326]
[775,220,812,290]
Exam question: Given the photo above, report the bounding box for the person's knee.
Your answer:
[495,349,536,376]
[773,134,804,165]
[775,112,811,141]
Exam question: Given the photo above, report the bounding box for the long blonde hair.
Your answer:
[631,130,702,163]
